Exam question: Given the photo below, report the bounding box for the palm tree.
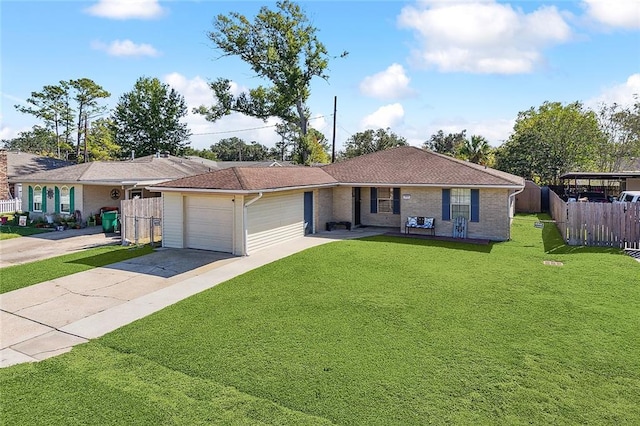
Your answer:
[460,135,492,165]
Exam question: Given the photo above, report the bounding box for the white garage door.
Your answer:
[185,196,234,252]
[246,192,304,254]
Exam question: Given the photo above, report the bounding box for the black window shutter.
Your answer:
[392,188,400,214]
[471,189,480,222]
[370,187,378,213]
[442,189,450,221]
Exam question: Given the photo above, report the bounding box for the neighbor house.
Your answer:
[2,150,72,200]
[10,153,214,221]
[149,146,525,256]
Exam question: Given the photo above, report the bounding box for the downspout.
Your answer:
[508,185,526,219]
[507,185,526,241]
[243,192,263,256]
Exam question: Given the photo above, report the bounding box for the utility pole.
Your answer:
[83,113,89,163]
[332,96,337,163]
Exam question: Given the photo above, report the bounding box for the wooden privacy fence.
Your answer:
[549,191,640,249]
[0,199,21,214]
[120,197,162,246]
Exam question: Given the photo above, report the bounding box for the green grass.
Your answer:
[0,244,154,294]
[0,224,52,240]
[1,215,639,425]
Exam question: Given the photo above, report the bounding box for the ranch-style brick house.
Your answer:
[150,146,525,256]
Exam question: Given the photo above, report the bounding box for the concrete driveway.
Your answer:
[0,226,121,268]
[1,248,237,367]
[1,227,389,368]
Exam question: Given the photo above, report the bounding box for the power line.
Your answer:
[338,125,354,138]
[190,114,332,136]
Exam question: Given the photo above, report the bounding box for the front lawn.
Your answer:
[0,244,154,294]
[0,224,52,240]
[1,215,638,424]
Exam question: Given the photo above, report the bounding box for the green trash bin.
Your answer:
[101,211,118,233]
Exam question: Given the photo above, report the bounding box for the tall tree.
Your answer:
[14,82,74,159]
[84,118,120,161]
[593,101,640,172]
[210,137,271,161]
[274,122,298,161]
[340,128,407,159]
[1,126,66,156]
[423,130,467,156]
[183,147,218,161]
[69,78,110,159]
[111,77,191,158]
[459,135,492,165]
[495,101,602,184]
[305,128,330,164]
[211,137,246,161]
[195,0,346,164]
[493,133,540,181]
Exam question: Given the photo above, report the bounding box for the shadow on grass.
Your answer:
[538,213,625,256]
[67,245,153,267]
[361,235,494,253]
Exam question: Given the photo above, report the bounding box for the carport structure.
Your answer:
[560,171,640,199]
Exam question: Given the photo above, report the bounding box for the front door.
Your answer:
[354,187,361,227]
[304,191,313,234]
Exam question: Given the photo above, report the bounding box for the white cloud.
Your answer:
[460,118,515,146]
[586,73,640,109]
[91,39,160,57]
[361,103,405,130]
[0,122,35,141]
[397,0,572,74]
[582,0,640,29]
[359,64,415,99]
[164,73,213,108]
[162,73,283,150]
[85,0,165,20]
[0,125,16,141]
[1,92,28,105]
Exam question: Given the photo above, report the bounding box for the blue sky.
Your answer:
[2,0,639,152]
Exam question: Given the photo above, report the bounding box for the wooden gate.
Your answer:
[120,197,162,246]
[515,180,541,213]
[549,191,640,249]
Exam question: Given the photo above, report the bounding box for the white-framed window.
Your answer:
[451,188,471,220]
[377,187,393,213]
[60,186,70,214]
[33,185,43,212]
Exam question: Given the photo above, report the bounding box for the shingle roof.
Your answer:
[321,146,524,187]
[155,166,338,191]
[10,155,213,183]
[154,146,523,192]
[184,157,294,170]
[7,152,72,178]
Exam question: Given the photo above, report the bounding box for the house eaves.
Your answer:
[122,179,172,187]
[334,182,524,189]
[147,182,338,195]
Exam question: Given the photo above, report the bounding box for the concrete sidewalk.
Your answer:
[1,227,388,368]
